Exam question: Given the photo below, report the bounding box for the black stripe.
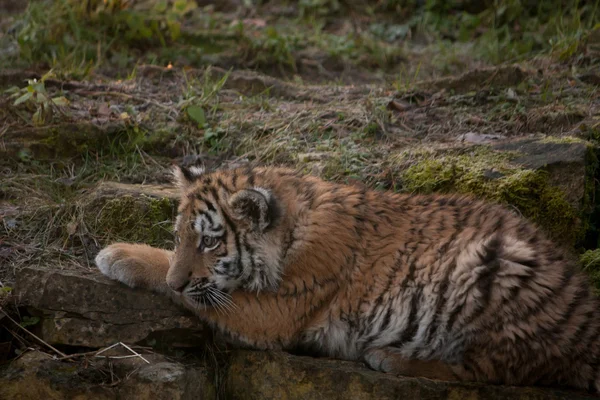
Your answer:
[389,288,422,348]
[200,211,214,226]
[204,199,216,212]
[445,238,501,333]
[424,260,455,347]
[210,187,220,203]
[179,166,196,183]
[241,232,257,285]
[221,210,243,278]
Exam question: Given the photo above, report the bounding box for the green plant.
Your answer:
[5,70,69,125]
[20,315,40,328]
[14,0,198,74]
[298,0,341,19]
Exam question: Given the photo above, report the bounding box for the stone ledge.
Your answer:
[225,350,598,400]
[15,267,208,348]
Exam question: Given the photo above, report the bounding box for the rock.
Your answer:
[0,350,216,399]
[79,181,179,248]
[15,267,209,348]
[493,138,595,210]
[119,360,215,400]
[10,266,600,399]
[457,132,507,144]
[398,136,598,245]
[0,351,114,399]
[3,349,595,400]
[224,350,596,400]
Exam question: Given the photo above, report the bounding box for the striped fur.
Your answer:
[96,165,600,391]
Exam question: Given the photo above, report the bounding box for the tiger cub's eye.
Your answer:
[202,236,219,249]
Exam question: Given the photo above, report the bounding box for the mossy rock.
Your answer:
[81,182,179,247]
[224,350,596,400]
[0,351,216,400]
[397,137,599,247]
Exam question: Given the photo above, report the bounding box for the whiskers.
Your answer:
[207,286,238,315]
[188,284,238,316]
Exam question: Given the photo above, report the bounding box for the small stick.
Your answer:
[55,350,100,361]
[119,341,150,364]
[56,344,154,361]
[95,354,142,360]
[0,308,67,358]
[94,342,120,357]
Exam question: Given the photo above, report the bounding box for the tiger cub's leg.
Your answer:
[363,347,473,382]
[95,243,173,294]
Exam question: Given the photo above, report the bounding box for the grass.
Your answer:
[5,0,596,82]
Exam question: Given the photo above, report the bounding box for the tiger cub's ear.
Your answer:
[228,188,279,232]
[172,165,204,189]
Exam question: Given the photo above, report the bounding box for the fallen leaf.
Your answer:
[97,103,111,116]
[66,221,78,235]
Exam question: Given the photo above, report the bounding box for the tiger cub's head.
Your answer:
[167,165,283,307]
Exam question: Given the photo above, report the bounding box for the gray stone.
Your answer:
[224,350,597,400]
[15,267,208,348]
[0,351,216,400]
[493,138,595,209]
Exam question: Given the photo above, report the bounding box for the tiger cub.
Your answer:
[96,165,600,392]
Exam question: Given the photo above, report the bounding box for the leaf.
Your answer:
[4,86,21,94]
[66,221,78,235]
[32,81,46,94]
[51,96,69,106]
[154,0,168,12]
[168,20,181,41]
[20,316,40,328]
[204,129,218,140]
[32,108,44,125]
[40,69,55,82]
[187,105,206,127]
[13,92,32,106]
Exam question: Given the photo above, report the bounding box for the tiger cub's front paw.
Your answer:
[95,243,146,288]
[95,243,172,291]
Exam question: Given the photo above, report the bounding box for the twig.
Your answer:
[0,308,67,358]
[119,341,150,364]
[94,342,120,356]
[95,354,144,360]
[94,342,150,364]
[55,349,100,361]
[55,344,153,361]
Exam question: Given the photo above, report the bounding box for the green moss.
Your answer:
[400,146,580,244]
[581,249,600,294]
[538,135,587,144]
[91,195,175,247]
